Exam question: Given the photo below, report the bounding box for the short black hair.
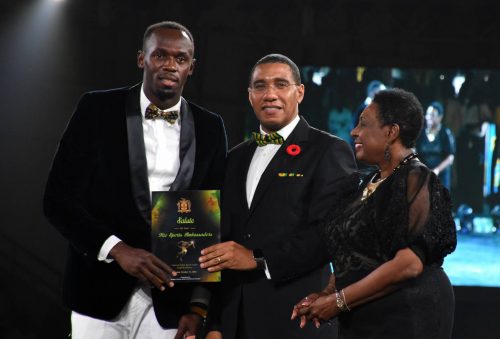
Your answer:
[428,101,444,117]
[249,54,301,85]
[143,21,194,53]
[372,88,424,148]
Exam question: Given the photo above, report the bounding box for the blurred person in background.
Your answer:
[416,101,455,190]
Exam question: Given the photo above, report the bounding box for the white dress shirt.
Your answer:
[245,114,300,279]
[98,86,182,262]
[246,114,300,207]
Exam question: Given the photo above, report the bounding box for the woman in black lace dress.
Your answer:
[292,88,457,338]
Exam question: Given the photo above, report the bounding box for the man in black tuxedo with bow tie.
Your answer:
[199,54,356,339]
[43,21,227,339]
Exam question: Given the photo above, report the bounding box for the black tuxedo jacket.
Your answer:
[217,118,356,339]
[43,83,227,328]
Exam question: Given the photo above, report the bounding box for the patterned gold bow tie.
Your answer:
[145,104,179,124]
[252,131,284,147]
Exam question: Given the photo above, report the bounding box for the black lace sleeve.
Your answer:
[386,164,457,265]
[320,172,363,255]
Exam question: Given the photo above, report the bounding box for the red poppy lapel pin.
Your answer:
[286,144,301,156]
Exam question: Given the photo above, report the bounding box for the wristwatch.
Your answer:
[252,249,266,270]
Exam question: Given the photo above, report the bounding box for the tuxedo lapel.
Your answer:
[248,118,310,215]
[125,84,151,224]
[170,98,195,191]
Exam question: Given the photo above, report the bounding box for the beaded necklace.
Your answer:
[390,152,418,173]
[360,152,418,201]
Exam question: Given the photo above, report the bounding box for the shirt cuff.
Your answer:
[97,235,122,263]
[263,260,272,280]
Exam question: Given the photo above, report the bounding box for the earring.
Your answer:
[384,144,391,161]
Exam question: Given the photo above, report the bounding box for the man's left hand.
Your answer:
[174,313,202,339]
[199,241,256,272]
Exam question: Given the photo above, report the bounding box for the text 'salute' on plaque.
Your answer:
[151,190,221,282]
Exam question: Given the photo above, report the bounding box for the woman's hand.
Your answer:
[295,293,339,328]
[292,274,338,328]
[291,292,327,328]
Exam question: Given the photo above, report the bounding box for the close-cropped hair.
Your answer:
[143,21,194,53]
[249,53,301,85]
[372,88,424,148]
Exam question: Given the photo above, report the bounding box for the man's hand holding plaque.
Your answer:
[151,190,221,282]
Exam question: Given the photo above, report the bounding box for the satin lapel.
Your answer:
[248,117,310,215]
[125,84,151,224]
[170,98,195,191]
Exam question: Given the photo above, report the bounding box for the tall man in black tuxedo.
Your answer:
[199,54,357,339]
[44,21,227,339]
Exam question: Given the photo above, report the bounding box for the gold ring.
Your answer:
[216,257,221,264]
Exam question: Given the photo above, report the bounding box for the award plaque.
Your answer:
[151,190,221,282]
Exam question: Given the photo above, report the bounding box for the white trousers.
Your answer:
[71,286,178,339]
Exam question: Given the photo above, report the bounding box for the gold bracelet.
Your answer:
[340,289,351,311]
[335,291,349,312]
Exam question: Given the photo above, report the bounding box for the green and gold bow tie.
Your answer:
[145,103,179,124]
[252,131,285,147]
